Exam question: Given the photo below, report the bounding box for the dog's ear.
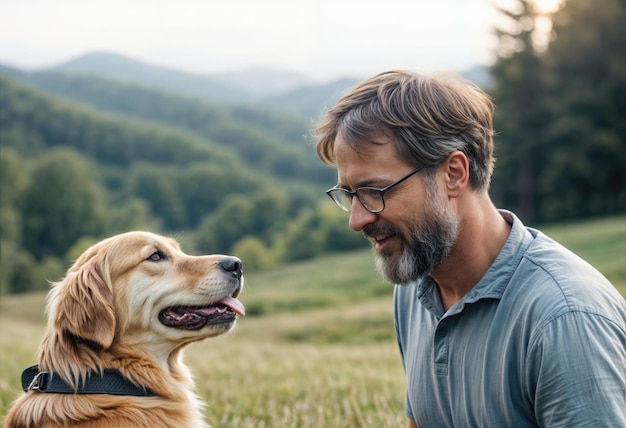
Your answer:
[52,249,116,350]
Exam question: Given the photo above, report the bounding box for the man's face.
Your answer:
[333,133,458,285]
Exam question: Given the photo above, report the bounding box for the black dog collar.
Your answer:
[21,365,155,397]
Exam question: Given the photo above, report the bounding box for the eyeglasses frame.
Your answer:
[325,166,424,213]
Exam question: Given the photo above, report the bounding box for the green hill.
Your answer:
[0,70,367,294]
[0,65,334,185]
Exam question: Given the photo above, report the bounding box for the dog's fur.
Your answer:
[3,231,244,428]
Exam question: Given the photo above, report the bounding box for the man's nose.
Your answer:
[348,197,378,232]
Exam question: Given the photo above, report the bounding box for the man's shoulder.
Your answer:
[508,229,625,325]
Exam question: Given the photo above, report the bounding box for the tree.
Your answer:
[124,163,186,230]
[105,197,156,234]
[273,208,326,261]
[247,190,290,245]
[490,0,552,222]
[272,200,368,262]
[21,148,107,259]
[176,163,268,229]
[490,0,626,221]
[317,201,368,252]
[231,236,275,271]
[196,195,256,255]
[0,149,29,293]
[539,0,626,218]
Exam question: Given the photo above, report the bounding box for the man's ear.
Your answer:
[444,150,470,197]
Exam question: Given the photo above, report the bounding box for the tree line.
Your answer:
[489,0,625,221]
[0,142,366,294]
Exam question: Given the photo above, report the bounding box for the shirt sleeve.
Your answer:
[526,310,626,427]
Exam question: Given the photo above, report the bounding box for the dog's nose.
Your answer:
[219,256,243,278]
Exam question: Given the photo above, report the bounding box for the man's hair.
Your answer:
[314,70,496,191]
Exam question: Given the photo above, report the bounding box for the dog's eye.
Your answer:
[147,251,166,262]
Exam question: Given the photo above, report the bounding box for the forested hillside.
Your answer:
[0,74,367,294]
[0,64,333,184]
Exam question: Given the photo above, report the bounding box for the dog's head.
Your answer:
[48,231,245,353]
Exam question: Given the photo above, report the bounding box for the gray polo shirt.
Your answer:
[394,211,626,427]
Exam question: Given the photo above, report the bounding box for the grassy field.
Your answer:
[0,215,624,426]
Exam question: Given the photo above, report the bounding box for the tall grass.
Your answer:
[1,215,623,426]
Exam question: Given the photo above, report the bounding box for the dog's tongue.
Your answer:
[218,296,245,316]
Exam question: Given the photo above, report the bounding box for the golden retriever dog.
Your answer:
[4,231,245,428]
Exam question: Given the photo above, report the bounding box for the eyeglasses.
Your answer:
[325,167,423,213]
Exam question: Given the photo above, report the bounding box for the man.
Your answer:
[313,70,626,427]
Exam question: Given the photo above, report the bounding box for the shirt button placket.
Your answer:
[434,321,449,376]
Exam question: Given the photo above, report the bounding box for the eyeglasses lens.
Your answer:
[358,188,383,213]
[330,189,353,212]
[329,188,384,213]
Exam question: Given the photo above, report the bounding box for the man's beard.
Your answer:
[370,185,459,285]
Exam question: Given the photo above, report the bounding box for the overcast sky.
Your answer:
[0,0,555,82]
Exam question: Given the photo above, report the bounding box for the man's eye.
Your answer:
[148,251,166,262]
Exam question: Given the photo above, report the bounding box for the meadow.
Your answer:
[1,215,624,427]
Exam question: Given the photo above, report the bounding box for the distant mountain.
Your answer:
[56,52,314,96]
[18,50,491,122]
[261,68,492,120]
[49,51,353,114]
[262,77,360,121]
[210,68,311,96]
[55,51,253,102]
